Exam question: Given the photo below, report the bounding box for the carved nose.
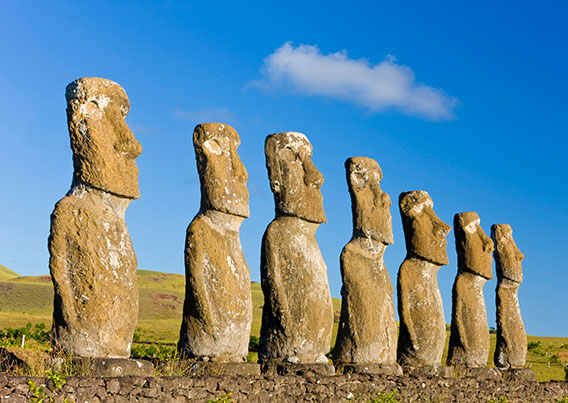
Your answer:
[233,155,248,183]
[119,127,142,160]
[515,247,525,262]
[304,160,324,190]
[433,218,451,237]
[124,137,142,159]
[482,234,494,253]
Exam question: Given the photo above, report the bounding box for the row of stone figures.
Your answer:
[48,77,528,377]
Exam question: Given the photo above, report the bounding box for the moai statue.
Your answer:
[178,123,255,372]
[332,157,401,375]
[492,224,532,380]
[49,77,142,358]
[447,212,497,377]
[397,191,451,375]
[259,132,334,375]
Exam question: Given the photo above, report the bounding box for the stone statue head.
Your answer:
[399,190,450,265]
[491,224,524,283]
[265,132,326,223]
[345,157,393,245]
[66,77,142,199]
[454,212,494,279]
[193,123,249,218]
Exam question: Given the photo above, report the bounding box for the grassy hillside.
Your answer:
[0,264,20,281]
[0,266,565,381]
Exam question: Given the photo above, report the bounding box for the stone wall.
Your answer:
[2,374,568,402]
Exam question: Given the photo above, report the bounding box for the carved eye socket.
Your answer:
[203,139,223,155]
[82,101,101,118]
[350,171,367,188]
[280,147,300,163]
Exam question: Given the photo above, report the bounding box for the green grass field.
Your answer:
[0,265,565,381]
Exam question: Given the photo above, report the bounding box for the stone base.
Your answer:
[71,358,154,377]
[337,363,403,376]
[500,368,536,382]
[261,363,335,376]
[162,361,261,376]
[402,365,454,378]
[453,366,502,379]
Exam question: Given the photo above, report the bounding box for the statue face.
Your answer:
[399,191,450,265]
[491,224,524,283]
[265,132,326,223]
[455,212,494,279]
[194,123,249,218]
[346,157,393,244]
[66,77,142,199]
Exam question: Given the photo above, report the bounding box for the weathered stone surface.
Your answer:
[49,77,141,358]
[65,77,142,199]
[259,132,333,364]
[178,123,252,362]
[453,366,502,379]
[162,361,260,376]
[3,373,566,402]
[71,358,154,377]
[397,191,451,367]
[501,368,535,381]
[402,365,454,378]
[492,224,527,369]
[339,363,403,376]
[447,212,494,367]
[333,157,397,366]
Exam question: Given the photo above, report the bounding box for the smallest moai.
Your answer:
[447,212,500,378]
[492,224,535,381]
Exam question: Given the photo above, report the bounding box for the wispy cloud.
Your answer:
[173,107,237,124]
[252,42,459,121]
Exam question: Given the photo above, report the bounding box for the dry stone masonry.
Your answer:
[259,132,334,373]
[48,77,142,358]
[447,212,496,377]
[178,123,253,365]
[333,157,400,375]
[3,374,568,402]
[492,224,528,370]
[396,191,451,373]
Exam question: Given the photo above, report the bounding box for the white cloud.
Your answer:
[173,107,237,124]
[253,42,459,121]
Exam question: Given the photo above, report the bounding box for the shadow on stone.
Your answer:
[402,365,454,378]
[261,363,335,376]
[453,366,502,379]
[0,347,50,373]
[500,368,536,382]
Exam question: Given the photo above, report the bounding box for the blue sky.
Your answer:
[1,1,566,336]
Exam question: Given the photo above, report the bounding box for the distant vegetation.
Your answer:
[0,264,566,380]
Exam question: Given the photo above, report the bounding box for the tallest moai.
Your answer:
[49,78,142,358]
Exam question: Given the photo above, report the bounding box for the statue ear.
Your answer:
[270,180,281,194]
